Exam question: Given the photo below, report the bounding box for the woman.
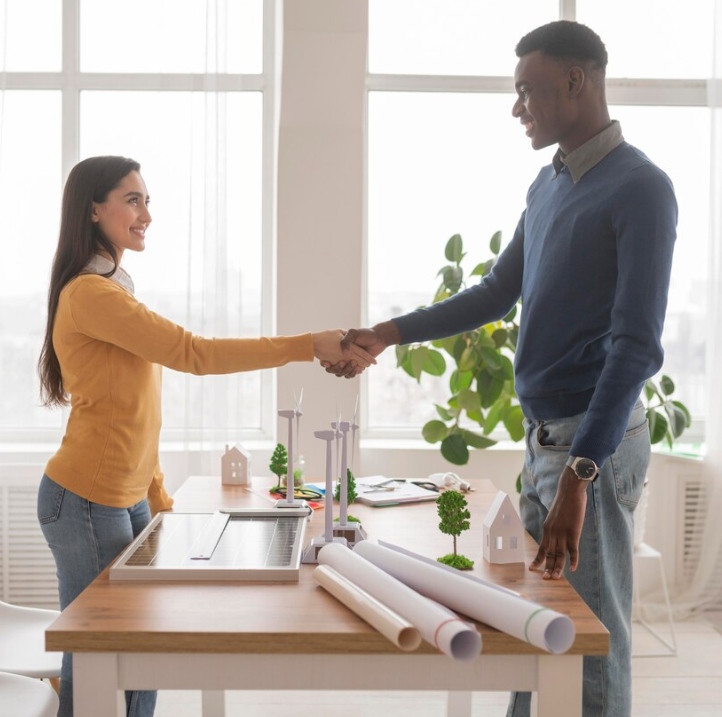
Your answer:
[37,155,371,717]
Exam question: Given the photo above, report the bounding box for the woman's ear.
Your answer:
[90,202,100,223]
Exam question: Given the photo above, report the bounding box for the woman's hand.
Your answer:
[312,329,377,370]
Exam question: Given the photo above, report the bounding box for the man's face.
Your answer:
[512,50,577,151]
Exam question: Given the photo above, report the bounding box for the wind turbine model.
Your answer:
[301,429,348,563]
[275,397,307,509]
[350,394,359,474]
[332,417,367,547]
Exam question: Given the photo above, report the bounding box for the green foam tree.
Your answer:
[269,443,288,490]
[334,469,361,523]
[436,489,474,570]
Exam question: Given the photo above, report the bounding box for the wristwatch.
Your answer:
[566,456,599,482]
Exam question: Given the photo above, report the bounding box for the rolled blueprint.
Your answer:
[318,542,481,661]
[354,541,575,654]
[314,564,422,651]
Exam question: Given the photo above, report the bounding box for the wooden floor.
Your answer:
[153,617,722,716]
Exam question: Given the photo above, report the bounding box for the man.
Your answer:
[325,20,677,717]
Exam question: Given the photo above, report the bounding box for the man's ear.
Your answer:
[568,66,585,98]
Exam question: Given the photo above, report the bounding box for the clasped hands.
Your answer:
[317,321,399,377]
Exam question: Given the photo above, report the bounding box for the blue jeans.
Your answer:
[38,474,157,717]
[507,401,649,717]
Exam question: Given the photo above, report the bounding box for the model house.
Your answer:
[483,490,524,564]
[221,444,251,486]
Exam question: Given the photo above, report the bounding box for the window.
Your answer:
[366,1,713,440]
[0,0,272,442]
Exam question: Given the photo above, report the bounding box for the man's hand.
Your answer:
[312,329,377,369]
[529,466,588,580]
[321,321,401,378]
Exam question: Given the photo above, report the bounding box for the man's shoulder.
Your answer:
[607,142,674,190]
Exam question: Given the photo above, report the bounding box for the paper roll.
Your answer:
[354,541,575,654]
[314,565,422,651]
[318,543,481,661]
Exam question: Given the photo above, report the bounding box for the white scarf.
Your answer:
[83,254,135,295]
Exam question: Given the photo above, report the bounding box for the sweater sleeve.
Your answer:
[147,462,174,516]
[570,164,678,466]
[392,212,526,344]
[66,275,315,373]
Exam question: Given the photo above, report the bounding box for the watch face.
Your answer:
[576,458,597,480]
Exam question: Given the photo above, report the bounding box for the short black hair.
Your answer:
[516,21,608,72]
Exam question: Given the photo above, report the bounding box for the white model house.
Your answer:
[483,490,524,564]
[221,444,251,485]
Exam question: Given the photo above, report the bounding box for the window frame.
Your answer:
[0,0,278,445]
[362,0,708,445]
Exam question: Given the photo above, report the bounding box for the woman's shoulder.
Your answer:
[62,272,128,301]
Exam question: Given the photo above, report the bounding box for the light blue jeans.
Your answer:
[507,401,649,717]
[38,474,157,717]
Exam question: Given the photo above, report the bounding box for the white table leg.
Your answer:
[447,691,472,717]
[532,655,583,717]
[73,653,122,717]
[202,690,226,717]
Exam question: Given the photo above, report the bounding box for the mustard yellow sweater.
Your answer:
[45,274,314,513]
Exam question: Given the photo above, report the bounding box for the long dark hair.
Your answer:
[38,156,141,407]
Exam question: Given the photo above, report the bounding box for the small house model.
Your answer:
[483,490,524,564]
[221,444,251,485]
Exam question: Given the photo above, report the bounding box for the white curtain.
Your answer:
[673,0,722,615]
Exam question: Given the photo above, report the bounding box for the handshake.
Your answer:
[313,321,401,378]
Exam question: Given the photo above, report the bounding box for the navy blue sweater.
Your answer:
[394,142,678,467]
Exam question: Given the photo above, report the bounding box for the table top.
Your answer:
[46,476,608,657]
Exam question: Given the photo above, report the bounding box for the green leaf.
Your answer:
[489,230,502,256]
[433,285,451,303]
[470,262,486,277]
[449,369,473,394]
[502,404,525,442]
[410,347,428,382]
[479,346,502,371]
[483,397,510,434]
[443,265,463,293]
[515,472,522,494]
[459,428,496,449]
[452,336,467,363]
[475,329,495,349]
[477,370,505,409]
[395,345,409,367]
[457,388,481,414]
[672,400,692,428]
[660,375,675,396]
[458,346,478,372]
[432,336,457,354]
[664,401,687,439]
[491,328,508,348]
[503,305,518,323]
[645,379,660,402]
[422,420,450,443]
[507,327,519,349]
[435,404,453,421]
[445,234,463,263]
[441,433,470,465]
[647,408,668,444]
[423,349,446,376]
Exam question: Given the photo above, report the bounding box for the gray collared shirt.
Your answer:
[552,120,624,183]
[82,254,135,295]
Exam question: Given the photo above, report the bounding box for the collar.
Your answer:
[83,254,135,295]
[552,120,624,183]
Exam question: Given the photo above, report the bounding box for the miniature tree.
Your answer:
[436,489,474,570]
[334,468,361,523]
[269,443,288,492]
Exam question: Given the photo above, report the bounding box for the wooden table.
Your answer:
[46,476,608,717]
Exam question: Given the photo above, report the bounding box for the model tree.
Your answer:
[269,443,288,492]
[436,489,474,569]
[334,468,361,523]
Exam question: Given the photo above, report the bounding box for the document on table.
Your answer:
[355,475,439,507]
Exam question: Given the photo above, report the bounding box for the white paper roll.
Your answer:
[318,543,481,661]
[354,541,575,654]
[314,565,422,651]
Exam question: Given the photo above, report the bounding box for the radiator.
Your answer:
[0,465,59,609]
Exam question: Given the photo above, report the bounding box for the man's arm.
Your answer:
[325,213,526,377]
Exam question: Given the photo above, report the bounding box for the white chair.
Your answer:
[0,601,62,680]
[632,542,678,657]
[0,671,59,717]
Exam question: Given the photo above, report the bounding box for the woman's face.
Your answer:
[91,171,151,260]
